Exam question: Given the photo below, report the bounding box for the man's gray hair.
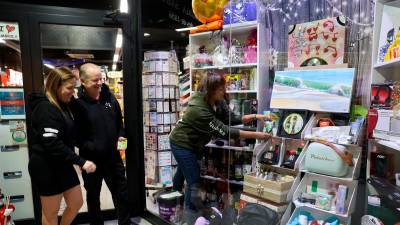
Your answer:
[79,63,100,81]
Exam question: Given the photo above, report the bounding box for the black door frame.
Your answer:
[0,1,160,224]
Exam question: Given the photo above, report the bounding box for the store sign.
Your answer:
[0,22,19,41]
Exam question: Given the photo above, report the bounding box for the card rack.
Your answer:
[142,51,180,186]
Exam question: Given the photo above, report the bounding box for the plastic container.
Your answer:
[157,191,183,222]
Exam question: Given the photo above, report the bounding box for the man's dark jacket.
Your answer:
[72,84,124,161]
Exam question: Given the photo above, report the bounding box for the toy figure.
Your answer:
[0,189,15,225]
[384,30,400,61]
[191,0,228,33]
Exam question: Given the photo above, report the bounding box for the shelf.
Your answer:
[205,143,253,152]
[293,200,350,218]
[226,90,257,94]
[373,57,400,71]
[190,21,258,38]
[192,63,257,70]
[375,139,400,152]
[201,175,244,185]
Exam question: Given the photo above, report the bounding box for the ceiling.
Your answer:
[7,0,198,69]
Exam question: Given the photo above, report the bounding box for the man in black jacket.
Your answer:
[73,63,131,225]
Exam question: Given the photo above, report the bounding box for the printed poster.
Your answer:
[0,88,25,120]
[288,16,346,68]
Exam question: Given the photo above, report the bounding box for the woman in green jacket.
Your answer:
[169,73,271,212]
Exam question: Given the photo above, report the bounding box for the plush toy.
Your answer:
[0,189,15,225]
[191,0,228,34]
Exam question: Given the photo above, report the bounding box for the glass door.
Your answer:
[0,20,35,221]
[39,23,123,216]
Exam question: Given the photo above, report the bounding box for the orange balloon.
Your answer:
[192,0,228,24]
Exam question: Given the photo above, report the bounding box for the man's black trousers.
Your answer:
[82,152,130,225]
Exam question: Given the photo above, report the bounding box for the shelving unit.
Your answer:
[367,0,400,223]
[201,175,244,186]
[192,62,257,70]
[189,20,269,115]
[205,143,253,152]
[189,19,270,188]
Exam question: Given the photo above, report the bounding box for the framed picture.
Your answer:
[270,68,355,113]
[278,110,310,139]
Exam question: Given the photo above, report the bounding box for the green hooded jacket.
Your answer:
[170,92,241,151]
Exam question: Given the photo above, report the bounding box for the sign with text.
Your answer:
[0,22,19,41]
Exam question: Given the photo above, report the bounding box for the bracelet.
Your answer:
[253,114,257,120]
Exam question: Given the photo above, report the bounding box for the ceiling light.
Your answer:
[116,33,123,48]
[112,64,117,71]
[0,38,5,44]
[120,0,128,13]
[144,33,151,37]
[44,64,55,69]
[113,54,119,62]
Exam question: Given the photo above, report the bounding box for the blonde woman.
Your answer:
[28,67,96,225]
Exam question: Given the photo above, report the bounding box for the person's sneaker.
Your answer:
[208,207,222,225]
[194,216,210,225]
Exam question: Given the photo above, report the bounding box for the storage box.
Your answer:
[292,173,358,218]
[243,166,297,203]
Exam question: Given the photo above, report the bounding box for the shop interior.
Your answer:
[0,0,400,225]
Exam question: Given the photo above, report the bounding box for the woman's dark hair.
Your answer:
[197,72,227,105]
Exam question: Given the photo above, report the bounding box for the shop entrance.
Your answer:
[39,23,124,218]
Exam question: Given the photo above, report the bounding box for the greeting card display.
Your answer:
[288,16,346,68]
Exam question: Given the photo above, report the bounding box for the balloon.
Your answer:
[192,0,228,24]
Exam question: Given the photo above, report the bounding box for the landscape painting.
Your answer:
[270,68,355,113]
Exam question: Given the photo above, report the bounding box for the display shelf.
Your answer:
[201,175,244,185]
[286,206,350,225]
[373,57,400,72]
[205,143,253,152]
[292,173,358,218]
[292,200,350,218]
[189,21,258,38]
[376,139,400,152]
[226,90,257,94]
[192,63,257,70]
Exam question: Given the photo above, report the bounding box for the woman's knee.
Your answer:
[42,208,59,223]
[67,195,83,211]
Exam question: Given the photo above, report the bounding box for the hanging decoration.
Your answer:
[269,48,278,69]
[263,0,374,27]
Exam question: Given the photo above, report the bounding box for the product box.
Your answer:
[371,109,400,142]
